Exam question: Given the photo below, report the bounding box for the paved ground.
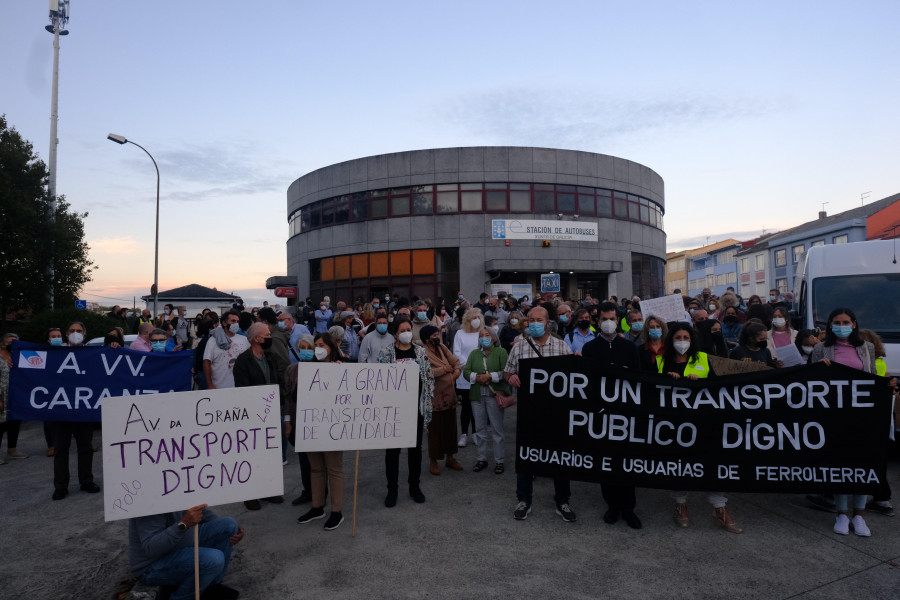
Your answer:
[1,415,899,600]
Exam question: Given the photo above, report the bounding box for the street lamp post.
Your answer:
[107,134,161,318]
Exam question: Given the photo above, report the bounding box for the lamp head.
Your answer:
[107,133,127,145]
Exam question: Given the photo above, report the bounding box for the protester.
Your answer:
[233,322,285,511]
[420,325,462,476]
[149,329,169,353]
[563,308,596,355]
[359,312,394,363]
[411,301,432,344]
[0,333,27,462]
[453,308,483,448]
[581,302,643,529]
[503,306,575,522]
[203,311,250,390]
[638,316,667,372]
[766,306,796,364]
[721,306,743,348]
[284,335,316,506]
[377,317,434,507]
[794,328,821,364]
[314,298,332,333]
[463,327,510,474]
[296,333,346,530]
[338,311,360,361]
[129,503,243,600]
[51,322,99,500]
[623,308,644,345]
[695,319,729,358]
[729,320,777,367]
[810,308,877,536]
[656,323,740,533]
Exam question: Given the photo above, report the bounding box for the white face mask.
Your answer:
[509,319,519,326]
[314,347,329,360]
[67,332,84,345]
[600,320,617,335]
[802,346,815,355]
[674,340,691,355]
[709,304,716,310]
[398,331,413,344]
[229,323,240,334]
[772,318,786,328]
[470,319,481,330]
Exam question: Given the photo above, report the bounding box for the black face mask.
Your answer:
[724,316,738,325]
[577,320,591,330]
[756,339,767,349]
[4,344,12,352]
[261,338,273,350]
[430,338,441,347]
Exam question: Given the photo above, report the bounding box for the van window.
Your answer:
[813,274,900,341]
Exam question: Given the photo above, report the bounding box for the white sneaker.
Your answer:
[458,434,467,448]
[833,514,850,535]
[851,515,871,537]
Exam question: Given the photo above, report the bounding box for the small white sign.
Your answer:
[638,293,689,324]
[295,363,419,452]
[492,219,599,242]
[102,385,283,522]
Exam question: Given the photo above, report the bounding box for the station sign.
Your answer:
[274,287,297,298]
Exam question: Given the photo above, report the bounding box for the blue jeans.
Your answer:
[516,473,570,506]
[141,517,238,600]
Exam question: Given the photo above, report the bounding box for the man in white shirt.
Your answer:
[203,311,250,389]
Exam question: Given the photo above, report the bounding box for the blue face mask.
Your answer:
[325,301,330,307]
[559,314,569,323]
[479,337,492,348]
[299,349,315,361]
[630,321,644,333]
[50,337,63,346]
[458,294,464,300]
[372,303,380,309]
[526,322,545,337]
[278,321,287,330]
[376,323,388,334]
[648,328,663,340]
[417,311,428,321]
[151,341,167,352]
[832,325,853,339]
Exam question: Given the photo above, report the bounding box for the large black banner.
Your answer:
[516,357,892,493]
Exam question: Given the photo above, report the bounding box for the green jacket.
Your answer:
[463,346,510,402]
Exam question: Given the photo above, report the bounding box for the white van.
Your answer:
[793,239,900,375]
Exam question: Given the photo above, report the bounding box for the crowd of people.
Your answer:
[0,287,895,599]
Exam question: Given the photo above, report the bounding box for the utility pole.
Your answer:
[861,191,871,206]
[45,0,70,309]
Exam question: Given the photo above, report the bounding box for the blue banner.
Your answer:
[7,341,193,422]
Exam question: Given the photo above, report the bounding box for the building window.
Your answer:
[776,278,788,294]
[792,244,805,264]
[811,239,825,247]
[632,253,665,300]
[774,249,787,267]
[833,234,848,244]
[756,254,766,269]
[740,257,749,272]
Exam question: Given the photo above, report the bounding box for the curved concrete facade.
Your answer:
[284,146,666,303]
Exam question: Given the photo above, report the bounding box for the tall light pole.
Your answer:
[46,0,70,309]
[107,134,161,318]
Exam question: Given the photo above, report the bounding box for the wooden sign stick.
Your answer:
[194,525,200,599]
[352,449,360,537]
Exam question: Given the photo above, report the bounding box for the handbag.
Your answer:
[482,353,516,408]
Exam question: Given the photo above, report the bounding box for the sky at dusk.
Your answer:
[2,1,898,307]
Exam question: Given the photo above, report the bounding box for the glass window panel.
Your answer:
[335,198,349,223]
[321,257,334,281]
[811,240,825,247]
[557,184,575,193]
[640,205,650,223]
[436,248,459,273]
[510,183,530,191]
[775,249,786,266]
[391,188,409,195]
[436,192,458,213]
[391,196,410,216]
[310,209,321,228]
[613,198,627,219]
[351,253,368,278]
[460,183,482,191]
[369,252,389,277]
[577,196,595,216]
[460,191,482,211]
[321,205,334,226]
[370,198,388,218]
[301,209,310,230]
[334,255,350,280]
[509,191,530,212]
[577,186,595,194]
[534,183,554,191]
[557,193,575,213]
[628,202,641,221]
[436,184,457,192]
[485,182,507,189]
[628,194,641,203]
[390,250,410,275]
[309,259,321,282]
[367,189,387,197]
[351,194,367,221]
[535,190,554,213]
[597,196,612,217]
[833,234,848,244]
[412,249,435,274]
[412,191,433,214]
[485,191,506,211]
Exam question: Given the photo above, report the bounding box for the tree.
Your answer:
[0,114,94,322]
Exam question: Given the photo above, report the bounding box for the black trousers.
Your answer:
[457,388,474,435]
[601,483,636,512]
[385,414,424,489]
[0,419,22,449]
[53,421,95,490]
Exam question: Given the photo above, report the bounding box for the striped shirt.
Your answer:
[504,334,572,375]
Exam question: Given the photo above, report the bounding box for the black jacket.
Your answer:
[233,348,284,403]
[581,334,642,370]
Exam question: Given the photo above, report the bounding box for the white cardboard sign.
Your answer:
[295,363,419,452]
[638,293,689,324]
[102,385,283,522]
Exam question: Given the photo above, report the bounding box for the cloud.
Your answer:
[89,236,140,254]
[666,229,780,251]
[433,87,789,149]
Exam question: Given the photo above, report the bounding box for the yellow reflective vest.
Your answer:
[656,352,711,379]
